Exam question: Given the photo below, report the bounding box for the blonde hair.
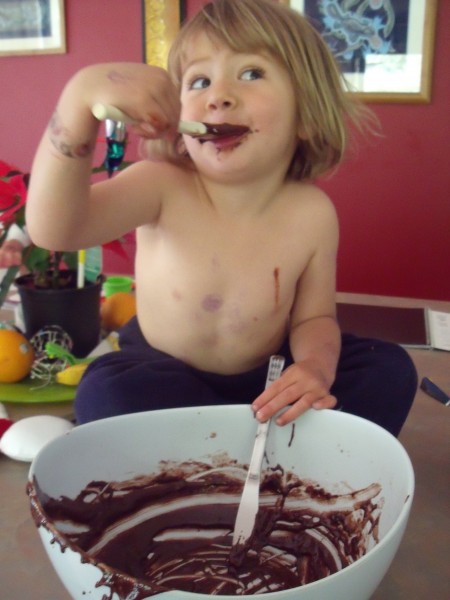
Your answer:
[148,0,374,181]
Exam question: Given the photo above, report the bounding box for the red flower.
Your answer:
[0,172,27,224]
[0,160,17,177]
[0,160,22,179]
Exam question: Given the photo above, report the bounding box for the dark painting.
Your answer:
[303,0,410,73]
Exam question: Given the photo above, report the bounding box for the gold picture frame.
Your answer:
[283,0,438,103]
[142,0,182,69]
[0,0,66,57]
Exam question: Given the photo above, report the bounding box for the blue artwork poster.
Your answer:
[304,0,410,74]
[0,0,53,40]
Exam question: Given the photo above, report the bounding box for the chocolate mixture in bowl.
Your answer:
[28,459,382,597]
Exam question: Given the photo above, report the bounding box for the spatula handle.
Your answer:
[91,103,207,136]
[232,355,285,546]
[265,355,285,388]
[247,355,285,478]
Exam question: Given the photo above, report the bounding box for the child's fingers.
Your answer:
[275,393,337,426]
[251,376,286,414]
[252,362,334,424]
[93,65,181,137]
[254,386,332,424]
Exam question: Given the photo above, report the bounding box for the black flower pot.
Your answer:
[15,270,103,357]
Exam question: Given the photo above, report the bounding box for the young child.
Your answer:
[26,0,416,435]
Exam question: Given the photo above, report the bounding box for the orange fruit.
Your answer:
[100,292,137,331]
[0,329,35,383]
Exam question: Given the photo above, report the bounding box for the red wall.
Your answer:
[1,0,448,299]
[0,0,142,274]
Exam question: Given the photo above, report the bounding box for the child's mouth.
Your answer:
[198,123,250,147]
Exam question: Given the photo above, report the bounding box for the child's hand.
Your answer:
[252,360,337,426]
[65,63,182,139]
[0,240,23,268]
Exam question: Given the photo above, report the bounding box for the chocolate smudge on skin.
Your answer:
[202,293,223,312]
[48,112,94,159]
[273,267,280,308]
[107,70,133,83]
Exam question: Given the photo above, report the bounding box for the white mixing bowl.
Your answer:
[28,406,414,599]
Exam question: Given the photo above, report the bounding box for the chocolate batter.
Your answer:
[28,460,381,598]
[199,123,250,140]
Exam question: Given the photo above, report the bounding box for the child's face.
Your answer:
[179,32,299,182]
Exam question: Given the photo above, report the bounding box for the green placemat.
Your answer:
[0,378,76,403]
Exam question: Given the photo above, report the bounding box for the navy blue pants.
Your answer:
[75,317,417,437]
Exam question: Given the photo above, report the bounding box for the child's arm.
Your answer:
[26,63,180,250]
[252,193,340,425]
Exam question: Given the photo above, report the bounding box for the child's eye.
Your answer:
[188,76,210,90]
[240,68,264,81]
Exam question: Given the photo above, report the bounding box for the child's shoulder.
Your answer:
[282,180,338,234]
[285,180,336,212]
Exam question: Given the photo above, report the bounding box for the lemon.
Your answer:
[56,363,89,386]
[100,292,137,331]
[0,329,35,383]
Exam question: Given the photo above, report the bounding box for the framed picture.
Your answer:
[283,0,438,103]
[142,0,183,68]
[0,0,66,57]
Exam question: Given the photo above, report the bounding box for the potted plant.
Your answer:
[0,160,82,298]
[0,160,128,357]
[14,261,104,359]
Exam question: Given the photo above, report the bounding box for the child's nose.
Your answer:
[206,81,237,111]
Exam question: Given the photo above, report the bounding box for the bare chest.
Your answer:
[137,213,308,324]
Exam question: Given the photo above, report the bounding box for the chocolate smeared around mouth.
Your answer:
[28,460,382,598]
[198,123,250,141]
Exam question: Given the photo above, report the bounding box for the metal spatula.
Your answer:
[232,354,285,547]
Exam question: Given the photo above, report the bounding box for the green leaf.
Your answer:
[23,245,51,273]
[63,251,78,270]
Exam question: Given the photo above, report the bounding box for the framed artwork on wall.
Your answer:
[142,0,183,68]
[0,0,66,57]
[283,0,438,103]
[141,1,437,103]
